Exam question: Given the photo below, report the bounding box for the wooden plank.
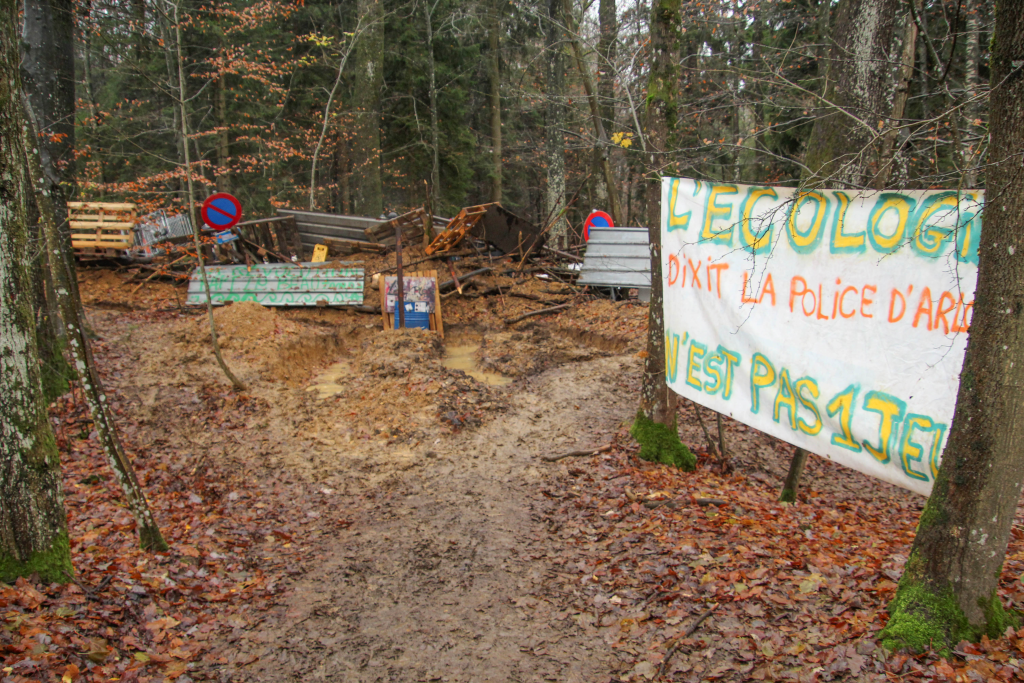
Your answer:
[70,220,135,230]
[324,237,386,254]
[379,273,391,331]
[67,202,136,211]
[71,238,133,249]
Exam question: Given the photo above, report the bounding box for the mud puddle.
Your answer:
[442,344,512,386]
[306,361,353,398]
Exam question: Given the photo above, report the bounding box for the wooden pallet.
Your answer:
[69,202,137,253]
[379,270,444,338]
[425,204,491,255]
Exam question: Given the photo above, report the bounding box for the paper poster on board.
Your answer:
[384,276,436,313]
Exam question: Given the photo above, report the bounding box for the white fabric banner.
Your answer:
[661,179,984,495]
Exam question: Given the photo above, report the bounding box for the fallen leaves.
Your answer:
[1,383,348,683]
[541,423,1024,682]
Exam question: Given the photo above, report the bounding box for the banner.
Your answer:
[661,179,984,495]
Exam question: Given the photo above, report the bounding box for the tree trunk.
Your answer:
[565,0,623,226]
[215,73,231,193]
[873,15,917,189]
[631,0,694,471]
[487,0,502,204]
[352,0,383,217]
[424,0,440,211]
[962,0,982,188]
[801,0,913,188]
[159,12,186,201]
[880,0,1024,653]
[779,448,808,502]
[0,0,73,583]
[597,0,616,128]
[21,0,78,399]
[544,0,568,248]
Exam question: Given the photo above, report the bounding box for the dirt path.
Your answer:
[232,356,638,682]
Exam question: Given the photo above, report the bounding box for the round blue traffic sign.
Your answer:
[201,192,243,231]
[584,210,614,241]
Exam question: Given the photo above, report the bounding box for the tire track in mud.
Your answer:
[235,355,640,683]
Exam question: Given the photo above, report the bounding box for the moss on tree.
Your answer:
[0,532,72,585]
[630,410,696,470]
[880,551,1021,655]
[39,339,74,403]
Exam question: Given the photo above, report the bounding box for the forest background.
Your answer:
[66,0,991,239]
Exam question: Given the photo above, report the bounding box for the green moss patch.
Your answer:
[881,580,972,656]
[630,410,696,471]
[39,340,75,403]
[881,568,1021,655]
[0,532,72,585]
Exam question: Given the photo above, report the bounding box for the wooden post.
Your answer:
[396,223,405,329]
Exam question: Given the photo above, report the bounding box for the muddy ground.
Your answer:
[67,265,1014,683]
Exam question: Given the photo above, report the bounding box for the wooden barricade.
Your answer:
[233,215,305,261]
[379,270,444,338]
[69,202,137,255]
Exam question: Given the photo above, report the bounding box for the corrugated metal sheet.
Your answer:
[186,264,364,307]
[277,209,382,252]
[578,227,651,288]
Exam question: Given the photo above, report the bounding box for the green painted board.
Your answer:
[186,264,365,307]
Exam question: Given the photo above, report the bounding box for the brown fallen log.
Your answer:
[504,301,574,325]
[541,444,612,462]
[439,266,493,291]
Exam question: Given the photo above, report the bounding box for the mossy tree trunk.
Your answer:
[631,0,693,472]
[0,0,73,583]
[881,0,1024,653]
[22,0,77,400]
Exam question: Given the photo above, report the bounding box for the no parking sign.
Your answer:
[201,193,243,231]
[583,210,614,241]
